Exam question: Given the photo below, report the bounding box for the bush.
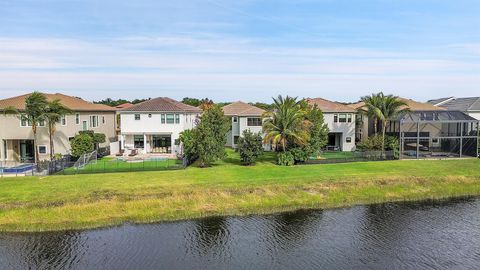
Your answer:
[70,133,94,157]
[238,130,263,165]
[179,129,198,164]
[357,135,400,158]
[289,147,309,164]
[277,151,295,166]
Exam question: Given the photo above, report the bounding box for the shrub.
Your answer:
[357,135,400,158]
[70,133,94,157]
[289,147,309,164]
[277,151,295,166]
[179,129,198,164]
[238,130,263,165]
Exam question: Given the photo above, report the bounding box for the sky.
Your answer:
[0,0,479,103]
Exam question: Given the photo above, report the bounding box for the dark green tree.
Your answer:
[237,130,264,165]
[194,105,229,167]
[45,99,73,160]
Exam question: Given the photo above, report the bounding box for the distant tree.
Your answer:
[45,99,73,160]
[194,105,230,167]
[4,92,48,163]
[70,133,94,157]
[182,97,202,107]
[237,130,264,165]
[302,103,329,158]
[132,98,150,104]
[94,98,129,107]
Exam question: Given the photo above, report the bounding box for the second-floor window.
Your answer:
[247,117,262,126]
[134,114,140,120]
[75,113,80,124]
[166,114,175,124]
[90,115,99,128]
[61,116,66,126]
[334,113,352,123]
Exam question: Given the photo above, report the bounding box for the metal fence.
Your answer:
[304,150,397,165]
[1,155,186,177]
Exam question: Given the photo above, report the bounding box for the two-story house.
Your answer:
[0,93,117,162]
[306,98,356,151]
[118,97,201,155]
[222,101,269,150]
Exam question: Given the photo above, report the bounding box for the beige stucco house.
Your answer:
[0,93,117,162]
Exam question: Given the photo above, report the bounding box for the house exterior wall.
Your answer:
[0,112,116,161]
[468,112,480,120]
[225,116,268,150]
[323,112,356,151]
[119,112,199,154]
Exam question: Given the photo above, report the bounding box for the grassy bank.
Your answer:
[0,150,479,232]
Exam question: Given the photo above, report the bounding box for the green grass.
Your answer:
[318,151,355,159]
[62,158,182,174]
[0,148,479,232]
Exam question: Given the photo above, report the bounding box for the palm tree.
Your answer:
[262,95,310,151]
[361,92,409,151]
[45,99,72,160]
[360,93,384,134]
[4,92,48,163]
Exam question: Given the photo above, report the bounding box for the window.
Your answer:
[175,114,180,124]
[233,116,238,123]
[346,137,352,143]
[134,135,144,148]
[247,117,262,126]
[75,113,80,124]
[38,119,46,127]
[90,115,99,128]
[3,140,7,160]
[161,114,166,124]
[38,145,47,154]
[61,115,66,126]
[134,114,141,120]
[234,136,240,144]
[102,116,105,124]
[334,114,338,123]
[166,114,175,124]
[347,114,352,123]
[339,114,347,123]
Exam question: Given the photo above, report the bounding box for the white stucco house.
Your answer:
[222,101,270,150]
[118,97,202,155]
[306,98,356,151]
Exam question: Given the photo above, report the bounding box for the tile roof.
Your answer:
[222,101,265,116]
[349,97,445,112]
[306,98,356,113]
[120,97,202,113]
[439,97,480,112]
[0,92,116,112]
[426,97,454,106]
[115,102,134,109]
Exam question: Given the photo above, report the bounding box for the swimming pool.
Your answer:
[1,164,35,174]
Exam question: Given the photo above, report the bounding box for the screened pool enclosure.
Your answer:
[386,111,479,159]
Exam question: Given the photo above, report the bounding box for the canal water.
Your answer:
[1,198,479,269]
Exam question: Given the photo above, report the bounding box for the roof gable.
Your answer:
[306,98,355,113]
[120,97,202,113]
[0,92,116,112]
[222,101,265,116]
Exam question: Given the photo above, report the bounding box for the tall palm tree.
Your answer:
[4,92,48,163]
[361,92,409,151]
[262,95,310,151]
[45,99,72,160]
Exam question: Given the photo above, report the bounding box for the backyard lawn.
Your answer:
[0,148,479,232]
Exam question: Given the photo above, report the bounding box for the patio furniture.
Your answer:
[128,149,138,157]
[115,150,124,157]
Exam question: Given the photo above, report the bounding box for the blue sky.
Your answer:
[0,0,479,102]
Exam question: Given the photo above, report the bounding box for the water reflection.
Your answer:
[0,198,479,270]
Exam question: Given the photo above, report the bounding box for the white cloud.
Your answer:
[0,36,478,102]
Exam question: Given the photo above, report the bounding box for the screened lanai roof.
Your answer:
[396,111,478,123]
